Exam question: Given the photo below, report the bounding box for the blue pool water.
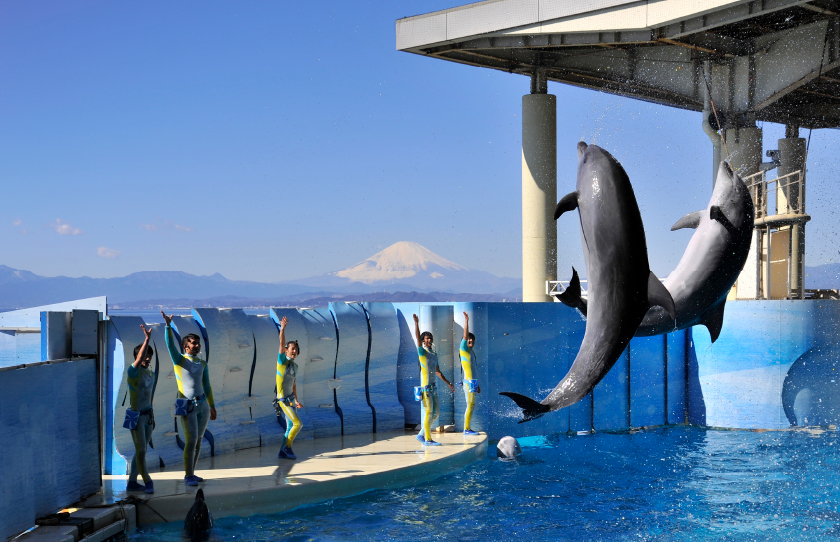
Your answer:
[129,427,840,541]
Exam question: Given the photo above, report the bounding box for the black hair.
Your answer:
[285,340,299,352]
[133,343,153,361]
[468,333,475,342]
[182,333,201,350]
[420,331,433,343]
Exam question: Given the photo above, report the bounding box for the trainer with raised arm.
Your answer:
[460,312,481,436]
[160,310,216,486]
[125,324,156,494]
[276,316,303,460]
[413,313,454,446]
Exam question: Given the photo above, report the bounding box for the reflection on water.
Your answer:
[129,426,840,541]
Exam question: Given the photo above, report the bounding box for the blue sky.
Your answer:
[1,1,838,283]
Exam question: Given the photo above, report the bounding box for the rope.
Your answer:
[701,69,730,161]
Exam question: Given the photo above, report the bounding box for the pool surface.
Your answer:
[129,426,840,541]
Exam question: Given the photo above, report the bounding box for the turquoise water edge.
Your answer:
[128,426,840,541]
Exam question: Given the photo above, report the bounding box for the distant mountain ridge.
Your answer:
[0,242,521,309]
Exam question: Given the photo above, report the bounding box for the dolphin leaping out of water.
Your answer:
[557,161,754,343]
[501,142,676,423]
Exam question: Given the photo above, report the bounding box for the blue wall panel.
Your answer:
[0,359,98,540]
[363,302,405,433]
[395,305,421,425]
[420,305,455,428]
[594,348,629,431]
[192,309,261,453]
[630,335,667,428]
[297,308,342,438]
[270,309,317,440]
[667,330,687,424]
[331,303,374,435]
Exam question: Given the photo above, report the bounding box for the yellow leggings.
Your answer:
[419,391,440,442]
[464,388,475,431]
[278,400,302,447]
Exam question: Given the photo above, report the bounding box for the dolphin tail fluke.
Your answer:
[648,272,676,320]
[701,301,726,342]
[671,210,703,231]
[554,192,579,220]
[557,267,588,317]
[499,392,551,423]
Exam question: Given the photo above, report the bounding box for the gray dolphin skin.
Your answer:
[501,142,675,422]
[183,488,213,541]
[635,161,754,341]
[496,436,522,459]
[558,161,754,343]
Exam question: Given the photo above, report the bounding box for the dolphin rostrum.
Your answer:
[501,142,675,422]
[558,161,754,343]
[183,488,213,541]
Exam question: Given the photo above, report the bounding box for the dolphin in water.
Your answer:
[496,436,522,459]
[183,488,213,541]
[558,161,754,343]
[501,142,675,422]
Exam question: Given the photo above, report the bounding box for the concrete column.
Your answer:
[778,126,807,298]
[724,126,763,177]
[522,76,557,302]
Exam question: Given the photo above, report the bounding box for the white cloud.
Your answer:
[52,219,82,235]
[140,217,194,233]
[12,218,21,226]
[97,247,121,259]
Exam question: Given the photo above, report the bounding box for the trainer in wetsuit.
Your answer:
[126,324,156,494]
[161,310,217,487]
[413,313,454,446]
[276,316,303,460]
[459,312,481,436]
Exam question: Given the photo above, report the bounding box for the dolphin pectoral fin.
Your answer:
[499,392,551,423]
[554,192,579,220]
[647,272,676,320]
[671,210,703,231]
[701,302,726,343]
[557,267,587,317]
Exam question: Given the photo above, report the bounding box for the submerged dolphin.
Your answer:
[558,161,754,343]
[501,142,675,422]
[183,488,213,541]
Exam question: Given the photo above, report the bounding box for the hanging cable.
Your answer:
[701,68,730,161]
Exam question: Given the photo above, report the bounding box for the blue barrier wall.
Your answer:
[690,300,840,429]
[297,308,342,438]
[331,302,374,435]
[363,302,405,432]
[395,306,421,426]
[0,359,99,540]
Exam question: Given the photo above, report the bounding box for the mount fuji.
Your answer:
[291,242,520,294]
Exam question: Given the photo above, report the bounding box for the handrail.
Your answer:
[743,169,805,219]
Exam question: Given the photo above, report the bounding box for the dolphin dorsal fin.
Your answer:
[702,301,726,343]
[647,272,676,320]
[557,267,587,317]
[554,192,579,220]
[671,210,703,231]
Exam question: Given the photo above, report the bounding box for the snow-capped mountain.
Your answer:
[292,241,519,294]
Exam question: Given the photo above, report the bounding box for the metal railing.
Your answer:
[547,280,588,300]
[743,169,805,219]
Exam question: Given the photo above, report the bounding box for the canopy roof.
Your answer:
[397,0,840,128]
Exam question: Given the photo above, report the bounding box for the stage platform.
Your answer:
[85,430,487,525]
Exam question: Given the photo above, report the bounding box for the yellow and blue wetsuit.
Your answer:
[276,353,302,452]
[165,325,215,478]
[459,339,478,432]
[418,346,440,443]
[126,363,155,486]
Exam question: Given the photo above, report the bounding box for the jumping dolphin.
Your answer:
[501,142,675,422]
[183,488,213,541]
[557,161,754,343]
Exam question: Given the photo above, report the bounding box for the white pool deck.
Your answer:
[84,430,487,525]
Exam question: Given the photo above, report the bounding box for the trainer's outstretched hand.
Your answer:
[160,310,173,326]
